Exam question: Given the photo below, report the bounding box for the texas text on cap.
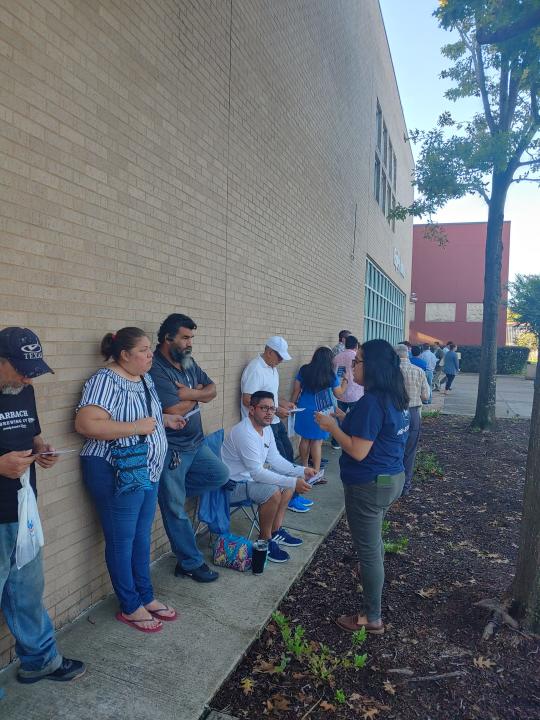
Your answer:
[0,327,54,378]
[265,336,291,361]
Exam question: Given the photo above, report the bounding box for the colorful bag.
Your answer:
[213,533,253,572]
[110,377,153,496]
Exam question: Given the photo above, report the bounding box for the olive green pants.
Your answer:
[343,472,405,622]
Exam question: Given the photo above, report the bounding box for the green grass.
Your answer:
[414,450,444,481]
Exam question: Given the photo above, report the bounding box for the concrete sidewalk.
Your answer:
[0,454,344,720]
[441,373,534,418]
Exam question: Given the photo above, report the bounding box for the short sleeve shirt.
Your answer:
[0,386,41,523]
[77,369,168,483]
[240,355,280,425]
[149,350,213,451]
[339,392,410,484]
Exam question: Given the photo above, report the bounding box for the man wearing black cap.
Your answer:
[0,327,85,684]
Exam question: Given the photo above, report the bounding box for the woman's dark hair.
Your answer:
[299,346,336,393]
[101,327,147,362]
[157,313,197,344]
[361,339,409,411]
[345,334,358,350]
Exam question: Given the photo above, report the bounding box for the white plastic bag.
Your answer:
[16,468,44,569]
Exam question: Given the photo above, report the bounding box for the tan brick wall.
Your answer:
[0,0,413,666]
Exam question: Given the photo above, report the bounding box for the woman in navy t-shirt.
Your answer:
[316,339,409,635]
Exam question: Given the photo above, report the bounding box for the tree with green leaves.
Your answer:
[508,274,540,631]
[395,0,540,429]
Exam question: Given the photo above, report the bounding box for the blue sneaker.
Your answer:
[267,540,290,563]
[298,496,313,507]
[272,528,303,547]
[288,496,310,513]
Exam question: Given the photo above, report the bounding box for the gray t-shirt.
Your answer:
[149,349,213,451]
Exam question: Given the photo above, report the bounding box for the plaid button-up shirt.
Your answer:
[400,358,430,407]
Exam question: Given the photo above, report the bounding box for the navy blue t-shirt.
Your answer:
[339,392,409,484]
[0,386,41,523]
[149,349,213,452]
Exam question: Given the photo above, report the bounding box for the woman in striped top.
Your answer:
[75,327,185,633]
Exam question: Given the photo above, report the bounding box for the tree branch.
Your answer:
[459,27,496,133]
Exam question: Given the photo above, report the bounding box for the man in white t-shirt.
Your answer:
[240,336,312,514]
[222,391,315,563]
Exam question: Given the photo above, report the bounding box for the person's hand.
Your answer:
[163,414,187,430]
[304,467,317,480]
[0,450,36,479]
[276,406,290,419]
[134,417,157,435]
[314,411,338,432]
[35,444,59,469]
[333,407,346,421]
[295,477,312,494]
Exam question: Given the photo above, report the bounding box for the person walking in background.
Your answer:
[419,343,437,404]
[0,327,85,683]
[149,314,230,583]
[240,337,310,514]
[394,344,429,496]
[331,330,352,357]
[443,343,460,394]
[432,341,446,391]
[291,347,348,472]
[76,327,185,633]
[331,335,364,449]
[315,340,409,635]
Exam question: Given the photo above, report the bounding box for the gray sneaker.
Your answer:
[17,657,86,684]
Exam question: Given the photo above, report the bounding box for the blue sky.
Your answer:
[379,0,540,280]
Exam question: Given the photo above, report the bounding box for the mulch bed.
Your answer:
[210,416,540,720]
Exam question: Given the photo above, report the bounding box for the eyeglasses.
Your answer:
[352,358,364,367]
[257,405,276,413]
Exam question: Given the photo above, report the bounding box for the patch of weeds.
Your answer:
[270,611,368,687]
[422,408,441,418]
[382,520,409,554]
[414,450,444,481]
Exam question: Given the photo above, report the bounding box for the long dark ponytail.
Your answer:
[361,339,409,410]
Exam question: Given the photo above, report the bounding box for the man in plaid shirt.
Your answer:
[395,344,430,496]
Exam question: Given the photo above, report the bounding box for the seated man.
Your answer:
[221,391,315,563]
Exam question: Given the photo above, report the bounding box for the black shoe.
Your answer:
[17,657,86,684]
[174,562,219,582]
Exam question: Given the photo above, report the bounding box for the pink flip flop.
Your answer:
[148,605,178,622]
[115,611,163,633]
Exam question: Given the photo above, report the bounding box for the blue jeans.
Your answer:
[0,522,61,675]
[158,443,229,571]
[81,456,158,614]
[424,370,433,404]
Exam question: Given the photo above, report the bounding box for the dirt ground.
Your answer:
[211,416,540,720]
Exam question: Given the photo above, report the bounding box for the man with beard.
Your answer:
[150,314,229,582]
[0,327,85,683]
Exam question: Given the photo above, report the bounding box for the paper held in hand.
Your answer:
[307,469,325,485]
[39,448,79,456]
[183,407,201,420]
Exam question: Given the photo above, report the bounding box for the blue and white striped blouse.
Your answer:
[77,368,168,483]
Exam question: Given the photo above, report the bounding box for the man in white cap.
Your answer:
[240,337,312,513]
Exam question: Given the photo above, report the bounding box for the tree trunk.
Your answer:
[472,174,509,430]
[511,351,540,632]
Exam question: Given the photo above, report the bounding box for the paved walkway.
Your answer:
[0,454,344,720]
[441,373,534,418]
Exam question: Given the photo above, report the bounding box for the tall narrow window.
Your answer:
[364,258,405,345]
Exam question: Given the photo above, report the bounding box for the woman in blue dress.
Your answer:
[291,346,347,472]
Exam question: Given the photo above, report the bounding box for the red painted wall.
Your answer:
[409,221,510,347]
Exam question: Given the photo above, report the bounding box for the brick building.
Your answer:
[409,222,511,347]
[0,0,413,665]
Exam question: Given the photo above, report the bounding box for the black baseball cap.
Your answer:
[0,327,54,378]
